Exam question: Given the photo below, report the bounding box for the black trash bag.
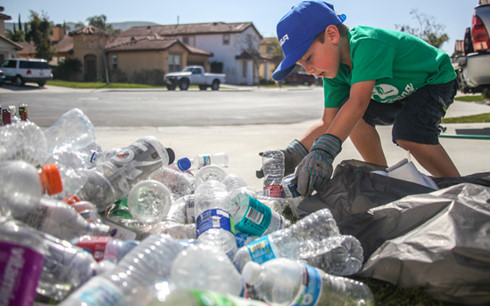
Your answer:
[358,183,490,305]
[297,159,490,257]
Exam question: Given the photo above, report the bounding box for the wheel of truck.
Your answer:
[211,80,220,91]
[179,78,189,91]
[15,76,24,86]
[38,81,46,87]
[483,87,490,101]
[199,85,207,91]
[166,85,176,91]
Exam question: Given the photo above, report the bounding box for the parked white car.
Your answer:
[453,1,490,99]
[0,58,53,87]
[164,66,226,91]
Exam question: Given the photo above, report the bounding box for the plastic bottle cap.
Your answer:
[242,261,261,285]
[177,157,191,171]
[40,164,63,195]
[166,148,175,164]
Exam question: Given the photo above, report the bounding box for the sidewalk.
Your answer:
[95,100,490,192]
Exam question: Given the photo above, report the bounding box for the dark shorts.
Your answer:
[359,80,458,145]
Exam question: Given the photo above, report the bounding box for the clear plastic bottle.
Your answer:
[194,164,227,186]
[0,219,46,306]
[222,173,248,192]
[168,157,192,172]
[13,197,109,241]
[72,235,139,263]
[299,235,364,276]
[76,136,175,210]
[8,105,21,123]
[226,188,287,237]
[0,121,49,165]
[170,243,244,296]
[261,150,285,198]
[127,179,173,223]
[150,166,195,197]
[194,180,237,259]
[150,289,269,306]
[192,152,229,169]
[166,194,196,224]
[255,193,288,214]
[0,160,63,211]
[233,208,341,271]
[242,258,374,306]
[59,234,185,306]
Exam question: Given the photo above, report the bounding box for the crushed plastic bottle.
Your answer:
[260,150,285,198]
[242,258,374,306]
[76,136,175,210]
[150,289,269,306]
[194,164,227,186]
[127,180,172,223]
[0,121,49,165]
[150,166,195,197]
[192,152,229,169]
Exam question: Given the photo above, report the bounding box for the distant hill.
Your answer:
[4,21,159,33]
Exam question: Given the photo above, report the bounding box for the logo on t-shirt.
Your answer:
[372,84,399,101]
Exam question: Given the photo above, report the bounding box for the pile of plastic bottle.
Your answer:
[0,107,374,306]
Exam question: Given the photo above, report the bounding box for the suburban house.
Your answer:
[11,19,278,85]
[0,7,22,62]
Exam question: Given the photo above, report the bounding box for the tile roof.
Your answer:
[118,22,259,38]
[105,36,212,56]
[53,36,73,53]
[0,34,23,50]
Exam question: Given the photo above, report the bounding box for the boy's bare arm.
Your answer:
[327,80,376,142]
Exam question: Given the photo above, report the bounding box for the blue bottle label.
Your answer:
[196,208,235,237]
[293,264,323,306]
[235,195,272,236]
[247,235,278,264]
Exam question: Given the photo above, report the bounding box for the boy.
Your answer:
[266,1,460,197]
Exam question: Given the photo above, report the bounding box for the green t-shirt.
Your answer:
[323,26,456,107]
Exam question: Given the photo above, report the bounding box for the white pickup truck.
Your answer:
[164,66,226,91]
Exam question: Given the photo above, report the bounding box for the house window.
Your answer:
[112,55,118,69]
[242,60,247,78]
[223,34,230,45]
[169,54,181,72]
[183,37,190,44]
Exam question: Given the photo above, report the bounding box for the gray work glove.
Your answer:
[294,134,342,197]
[256,139,308,179]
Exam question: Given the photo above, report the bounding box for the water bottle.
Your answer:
[300,235,364,276]
[0,121,49,165]
[255,194,287,214]
[170,243,244,296]
[150,289,269,306]
[168,157,192,172]
[192,152,229,169]
[70,200,105,224]
[126,179,173,223]
[60,234,185,306]
[194,180,237,258]
[242,258,374,306]
[8,105,21,123]
[0,219,46,306]
[72,235,139,263]
[233,208,341,271]
[0,160,63,212]
[13,196,109,241]
[36,231,102,302]
[261,150,285,198]
[76,136,175,210]
[226,188,287,237]
[166,194,196,224]
[281,173,304,217]
[150,166,195,197]
[194,164,227,186]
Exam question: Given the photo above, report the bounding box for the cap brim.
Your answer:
[272,36,314,81]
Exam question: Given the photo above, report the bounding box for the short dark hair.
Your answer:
[315,23,349,43]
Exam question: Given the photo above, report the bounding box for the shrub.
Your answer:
[52,58,82,81]
[131,69,165,85]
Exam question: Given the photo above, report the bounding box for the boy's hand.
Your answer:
[256,139,308,178]
[295,134,342,196]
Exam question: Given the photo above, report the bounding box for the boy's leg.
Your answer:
[349,119,388,166]
[396,139,460,177]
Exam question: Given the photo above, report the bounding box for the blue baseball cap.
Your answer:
[272,1,346,81]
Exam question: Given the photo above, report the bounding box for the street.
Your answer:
[0,84,324,127]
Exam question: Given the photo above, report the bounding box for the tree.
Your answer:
[6,29,25,42]
[395,9,449,49]
[86,14,119,35]
[25,10,55,60]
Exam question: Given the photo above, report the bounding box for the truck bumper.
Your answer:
[463,52,490,87]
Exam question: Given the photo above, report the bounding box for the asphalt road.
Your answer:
[0,84,325,127]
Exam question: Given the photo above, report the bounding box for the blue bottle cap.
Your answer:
[177,157,191,171]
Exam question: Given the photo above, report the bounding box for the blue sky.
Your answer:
[1,0,479,54]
